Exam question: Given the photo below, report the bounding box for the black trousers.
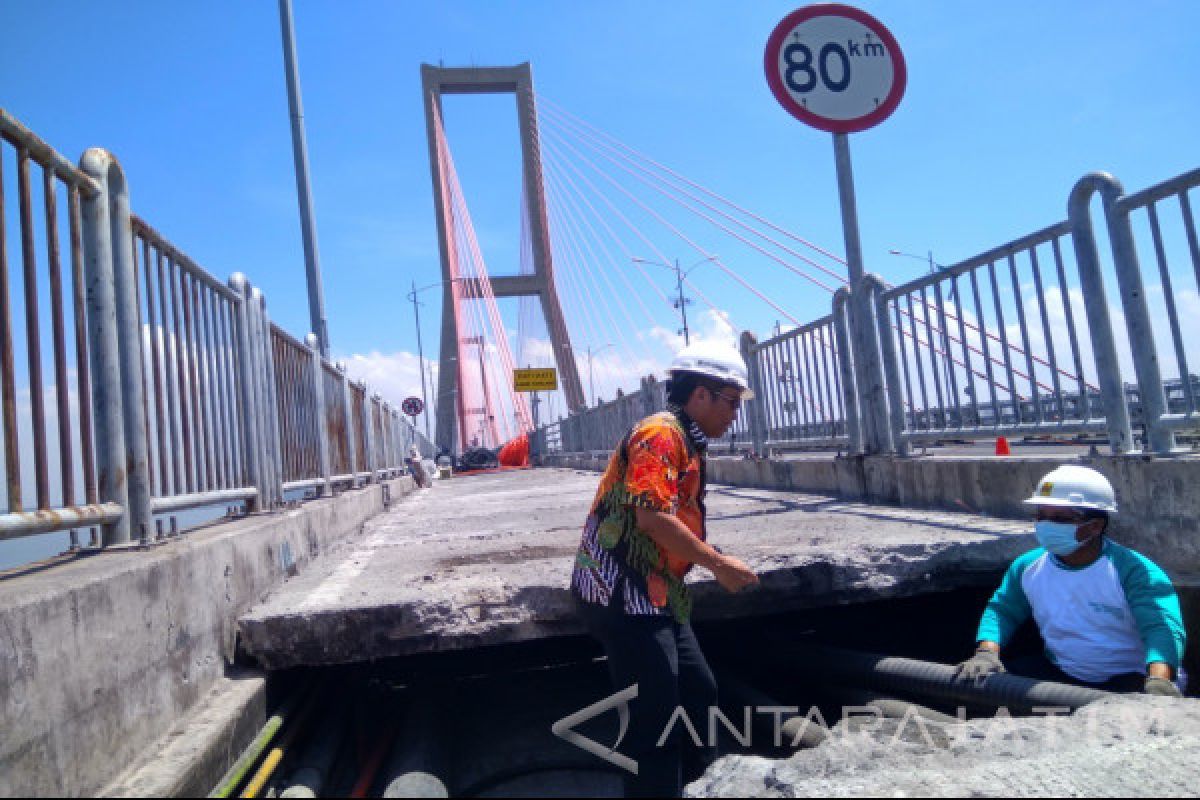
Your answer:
[577,599,718,798]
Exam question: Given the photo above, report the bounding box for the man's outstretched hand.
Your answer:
[712,554,759,594]
[1144,675,1182,698]
[955,648,1005,684]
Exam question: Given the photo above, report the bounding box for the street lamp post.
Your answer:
[585,343,614,407]
[408,278,461,443]
[631,255,717,346]
[888,248,937,276]
[278,0,330,358]
[672,259,690,346]
[407,280,431,442]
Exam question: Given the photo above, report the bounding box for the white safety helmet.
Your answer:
[1023,465,1118,515]
[668,341,754,399]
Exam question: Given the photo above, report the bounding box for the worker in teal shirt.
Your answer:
[957,465,1186,696]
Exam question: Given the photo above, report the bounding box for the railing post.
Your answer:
[387,406,398,473]
[107,159,153,541]
[866,274,910,456]
[850,275,894,454]
[739,331,768,456]
[1068,174,1136,454]
[82,151,153,543]
[339,368,358,485]
[379,401,388,475]
[254,290,284,507]
[229,274,264,511]
[305,333,332,497]
[383,406,393,474]
[398,411,407,467]
[362,390,377,483]
[832,288,863,455]
[1100,179,1176,454]
[79,149,131,544]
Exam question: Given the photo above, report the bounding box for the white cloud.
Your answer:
[648,308,737,353]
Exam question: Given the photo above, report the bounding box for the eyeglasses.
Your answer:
[710,389,742,411]
[1034,509,1087,524]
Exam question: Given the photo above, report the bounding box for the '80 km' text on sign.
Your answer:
[765,4,906,134]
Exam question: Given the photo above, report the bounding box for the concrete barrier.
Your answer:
[540,452,1200,573]
[0,477,416,797]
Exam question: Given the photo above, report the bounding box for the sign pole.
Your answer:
[832,134,863,287]
[764,4,906,455]
[832,131,891,453]
[832,132,871,451]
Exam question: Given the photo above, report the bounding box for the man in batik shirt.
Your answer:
[571,341,759,798]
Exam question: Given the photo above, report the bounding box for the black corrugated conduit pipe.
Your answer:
[775,640,1112,714]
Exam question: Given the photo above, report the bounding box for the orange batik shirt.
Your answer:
[570,408,708,623]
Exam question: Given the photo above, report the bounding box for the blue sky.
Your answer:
[2,0,1198,417]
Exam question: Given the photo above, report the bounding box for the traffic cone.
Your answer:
[995,436,1011,456]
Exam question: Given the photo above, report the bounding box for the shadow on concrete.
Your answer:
[706,486,1024,540]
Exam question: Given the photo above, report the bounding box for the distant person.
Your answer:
[407,444,430,488]
[956,465,1186,696]
[570,341,759,798]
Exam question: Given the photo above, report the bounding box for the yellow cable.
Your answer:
[240,747,284,798]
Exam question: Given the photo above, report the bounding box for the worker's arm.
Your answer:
[1110,545,1186,679]
[976,550,1039,649]
[957,555,1033,681]
[634,506,758,593]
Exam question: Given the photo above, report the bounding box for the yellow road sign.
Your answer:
[514,367,558,392]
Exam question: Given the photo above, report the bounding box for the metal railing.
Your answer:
[872,220,1111,453]
[0,109,433,551]
[1103,168,1200,449]
[745,310,854,452]
[0,110,119,545]
[538,167,1200,459]
[132,216,261,521]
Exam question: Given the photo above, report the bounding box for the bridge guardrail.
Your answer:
[0,110,120,546]
[538,168,1199,460]
[871,218,1113,454]
[1096,168,1200,450]
[0,109,434,554]
[271,324,323,490]
[132,216,263,523]
[743,309,854,453]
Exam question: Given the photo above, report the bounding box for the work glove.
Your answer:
[954,648,1005,684]
[1144,675,1183,698]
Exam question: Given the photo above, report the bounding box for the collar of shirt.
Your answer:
[667,403,708,455]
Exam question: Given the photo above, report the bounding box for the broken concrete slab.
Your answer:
[688,695,1200,797]
[239,469,1034,669]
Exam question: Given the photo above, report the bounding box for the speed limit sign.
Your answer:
[401,396,424,417]
[764,4,906,134]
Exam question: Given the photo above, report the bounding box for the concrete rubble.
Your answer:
[239,468,1034,669]
[688,695,1200,797]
